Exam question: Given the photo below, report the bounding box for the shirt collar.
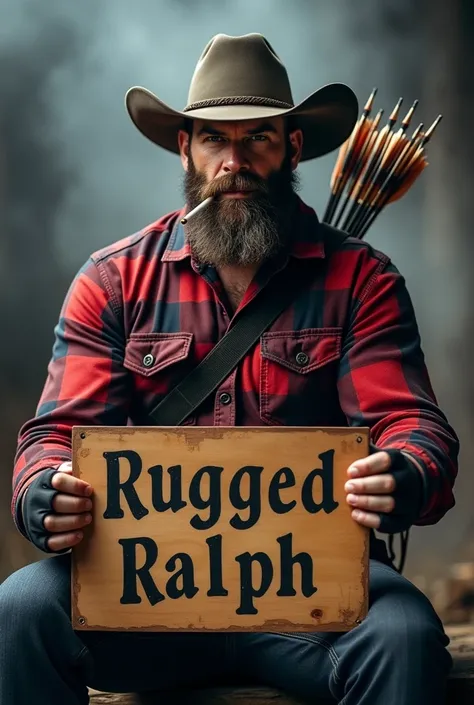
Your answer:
[161,196,326,264]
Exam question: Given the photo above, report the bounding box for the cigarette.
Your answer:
[180,196,214,224]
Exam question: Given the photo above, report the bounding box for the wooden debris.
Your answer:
[89,694,138,705]
[89,688,305,705]
[429,562,474,624]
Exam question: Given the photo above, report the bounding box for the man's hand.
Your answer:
[45,462,94,552]
[344,449,424,533]
[22,462,94,553]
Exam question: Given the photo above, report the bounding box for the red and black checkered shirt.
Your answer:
[12,197,458,532]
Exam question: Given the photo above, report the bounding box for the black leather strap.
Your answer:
[148,223,348,427]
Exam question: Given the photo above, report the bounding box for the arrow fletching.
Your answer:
[322,91,440,239]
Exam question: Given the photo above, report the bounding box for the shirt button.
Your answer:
[295,351,309,366]
[219,392,232,405]
[143,353,155,368]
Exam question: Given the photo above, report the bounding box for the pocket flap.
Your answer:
[261,328,342,374]
[124,333,193,377]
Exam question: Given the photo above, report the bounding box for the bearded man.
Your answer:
[0,33,459,705]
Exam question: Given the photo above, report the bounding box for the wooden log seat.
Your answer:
[89,625,474,705]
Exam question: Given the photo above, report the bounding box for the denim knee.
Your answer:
[364,563,451,667]
[368,605,449,658]
[0,554,71,635]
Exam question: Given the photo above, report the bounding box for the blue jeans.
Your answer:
[0,555,451,705]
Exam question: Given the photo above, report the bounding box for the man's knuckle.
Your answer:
[70,497,81,511]
[52,472,68,489]
[50,537,65,552]
[52,494,65,511]
[50,475,60,489]
[43,514,55,531]
[387,476,396,491]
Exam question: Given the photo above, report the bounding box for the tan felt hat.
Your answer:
[126,32,359,161]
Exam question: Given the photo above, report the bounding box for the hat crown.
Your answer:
[186,33,294,109]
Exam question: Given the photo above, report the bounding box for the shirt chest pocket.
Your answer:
[123,333,195,424]
[260,328,343,426]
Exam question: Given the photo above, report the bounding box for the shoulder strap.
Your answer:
[148,223,348,427]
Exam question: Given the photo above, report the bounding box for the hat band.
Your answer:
[184,95,293,112]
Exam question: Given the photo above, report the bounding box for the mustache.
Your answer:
[201,172,269,199]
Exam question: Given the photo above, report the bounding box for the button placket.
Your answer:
[214,371,237,426]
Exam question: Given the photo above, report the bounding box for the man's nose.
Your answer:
[222,143,250,173]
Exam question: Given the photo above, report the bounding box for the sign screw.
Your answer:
[356,436,363,443]
[80,433,86,439]
[78,617,86,626]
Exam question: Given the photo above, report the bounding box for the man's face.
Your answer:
[177,117,303,267]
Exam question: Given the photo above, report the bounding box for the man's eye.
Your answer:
[204,135,225,142]
[248,134,268,142]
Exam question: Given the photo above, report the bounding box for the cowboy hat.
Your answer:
[125,32,359,161]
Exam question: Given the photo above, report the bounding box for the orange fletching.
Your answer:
[330,138,349,190]
[323,90,439,237]
[386,152,427,203]
[329,117,374,191]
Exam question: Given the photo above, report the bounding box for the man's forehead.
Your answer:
[192,117,284,136]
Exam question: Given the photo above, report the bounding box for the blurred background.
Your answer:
[1,0,473,617]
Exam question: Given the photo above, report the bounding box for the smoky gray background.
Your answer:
[1,0,472,585]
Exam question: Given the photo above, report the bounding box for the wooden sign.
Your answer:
[71,426,369,632]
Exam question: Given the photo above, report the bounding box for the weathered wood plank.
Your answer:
[445,625,474,703]
[89,672,474,705]
[73,427,369,634]
[89,694,138,704]
[88,689,310,704]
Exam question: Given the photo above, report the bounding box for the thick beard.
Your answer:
[182,147,300,267]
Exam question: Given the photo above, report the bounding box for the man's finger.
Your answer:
[347,451,391,478]
[346,493,395,513]
[52,493,93,514]
[51,471,93,497]
[344,473,396,495]
[351,509,381,529]
[43,512,92,533]
[46,531,84,552]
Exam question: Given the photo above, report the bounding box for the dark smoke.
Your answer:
[0,2,98,393]
[0,1,99,572]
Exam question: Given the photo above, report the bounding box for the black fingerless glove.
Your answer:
[21,467,61,553]
[376,448,424,534]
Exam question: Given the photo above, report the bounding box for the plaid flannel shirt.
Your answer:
[12,197,459,534]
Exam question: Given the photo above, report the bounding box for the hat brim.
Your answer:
[125,82,359,161]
